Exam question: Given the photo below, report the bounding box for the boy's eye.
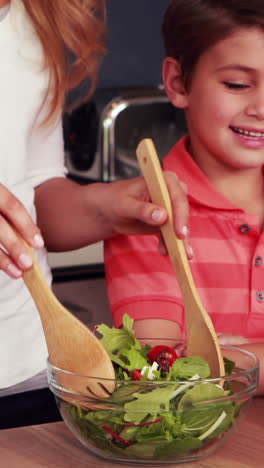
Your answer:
[223,81,249,90]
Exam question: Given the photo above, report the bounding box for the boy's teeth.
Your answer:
[233,127,264,138]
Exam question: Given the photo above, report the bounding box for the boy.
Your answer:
[104,0,264,392]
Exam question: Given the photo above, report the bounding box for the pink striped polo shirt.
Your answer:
[104,136,264,341]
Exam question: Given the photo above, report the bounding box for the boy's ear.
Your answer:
[162,57,189,108]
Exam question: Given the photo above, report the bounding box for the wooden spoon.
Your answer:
[136,138,225,378]
[22,244,115,400]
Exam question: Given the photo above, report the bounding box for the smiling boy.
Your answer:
[104,0,264,392]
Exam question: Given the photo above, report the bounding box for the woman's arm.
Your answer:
[30,114,191,252]
[34,173,191,253]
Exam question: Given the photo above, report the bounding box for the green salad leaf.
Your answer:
[224,357,236,375]
[178,382,229,408]
[97,314,149,370]
[124,384,180,424]
[178,383,235,441]
[154,437,203,459]
[121,347,149,371]
[171,356,211,380]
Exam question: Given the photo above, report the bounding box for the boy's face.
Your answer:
[168,27,264,176]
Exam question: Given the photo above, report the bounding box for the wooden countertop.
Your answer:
[1,398,263,468]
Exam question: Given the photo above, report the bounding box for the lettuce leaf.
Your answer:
[97,314,148,370]
[171,356,210,380]
[154,437,202,459]
[124,384,179,424]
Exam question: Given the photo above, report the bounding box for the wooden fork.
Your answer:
[22,243,115,402]
[136,138,225,378]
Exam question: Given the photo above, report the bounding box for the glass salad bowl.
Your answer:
[47,318,259,465]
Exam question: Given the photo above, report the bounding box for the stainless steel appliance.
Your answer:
[64,86,187,183]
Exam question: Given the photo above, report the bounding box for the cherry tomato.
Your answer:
[132,369,142,380]
[148,345,178,372]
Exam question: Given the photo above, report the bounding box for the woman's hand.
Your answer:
[0,184,44,278]
[98,171,193,258]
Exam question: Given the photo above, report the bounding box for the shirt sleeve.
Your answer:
[104,233,185,329]
[26,106,67,189]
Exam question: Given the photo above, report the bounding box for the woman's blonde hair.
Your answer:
[23,0,106,124]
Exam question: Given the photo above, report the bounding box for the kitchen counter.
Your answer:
[1,397,263,468]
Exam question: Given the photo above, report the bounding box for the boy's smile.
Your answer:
[181,27,264,178]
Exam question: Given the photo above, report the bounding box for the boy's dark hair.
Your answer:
[162,0,264,88]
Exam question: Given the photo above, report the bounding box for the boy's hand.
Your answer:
[0,184,44,278]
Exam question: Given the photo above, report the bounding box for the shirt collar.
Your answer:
[163,136,244,211]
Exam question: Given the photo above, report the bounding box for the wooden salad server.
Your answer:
[22,244,115,400]
[136,138,225,378]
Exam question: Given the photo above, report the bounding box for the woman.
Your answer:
[0,0,189,428]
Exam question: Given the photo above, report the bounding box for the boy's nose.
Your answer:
[246,91,264,120]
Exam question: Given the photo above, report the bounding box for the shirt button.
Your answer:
[256,291,264,302]
[240,224,250,234]
[255,256,263,266]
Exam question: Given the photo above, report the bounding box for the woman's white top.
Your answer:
[0,0,66,390]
